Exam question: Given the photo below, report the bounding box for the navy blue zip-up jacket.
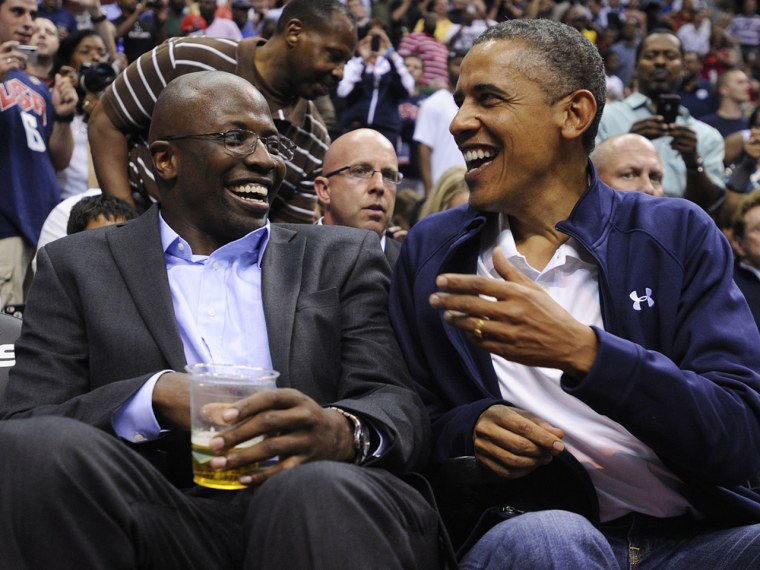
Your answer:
[390,166,760,526]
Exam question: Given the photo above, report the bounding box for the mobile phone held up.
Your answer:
[370,34,381,53]
[16,45,37,65]
[656,94,680,125]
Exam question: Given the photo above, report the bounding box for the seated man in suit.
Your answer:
[390,18,760,567]
[0,71,444,569]
[315,128,404,266]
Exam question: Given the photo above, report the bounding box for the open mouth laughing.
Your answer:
[228,183,269,208]
[463,147,498,173]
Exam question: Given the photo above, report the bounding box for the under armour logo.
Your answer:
[629,289,655,311]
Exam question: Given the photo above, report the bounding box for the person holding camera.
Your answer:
[336,24,415,152]
[596,28,724,211]
[1,0,78,308]
[49,29,117,199]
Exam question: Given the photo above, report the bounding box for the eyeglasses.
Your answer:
[163,129,296,161]
[323,164,404,186]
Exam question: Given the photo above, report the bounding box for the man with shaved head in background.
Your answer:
[0,71,445,569]
[591,133,665,197]
[316,128,404,265]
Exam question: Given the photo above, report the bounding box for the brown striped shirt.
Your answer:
[100,36,330,223]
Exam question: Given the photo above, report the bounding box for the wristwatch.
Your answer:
[327,406,372,464]
[686,156,704,174]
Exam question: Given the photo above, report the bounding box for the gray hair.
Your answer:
[474,19,606,153]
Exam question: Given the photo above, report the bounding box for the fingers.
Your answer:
[492,247,533,285]
[478,405,564,453]
[474,405,564,478]
[0,42,25,78]
[205,393,342,487]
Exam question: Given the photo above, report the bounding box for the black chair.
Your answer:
[0,312,22,400]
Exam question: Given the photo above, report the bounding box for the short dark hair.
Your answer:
[635,27,684,63]
[52,29,101,76]
[67,194,138,235]
[275,0,352,35]
[750,104,760,129]
[474,19,606,154]
[733,189,760,239]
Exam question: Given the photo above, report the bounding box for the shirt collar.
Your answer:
[740,260,760,281]
[482,214,594,279]
[159,211,270,267]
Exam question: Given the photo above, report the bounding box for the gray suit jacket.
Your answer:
[1,207,429,486]
[385,237,402,268]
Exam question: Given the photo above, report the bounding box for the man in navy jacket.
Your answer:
[390,18,760,568]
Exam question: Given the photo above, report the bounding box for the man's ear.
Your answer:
[314,175,331,209]
[733,233,748,259]
[560,90,597,144]
[149,140,177,182]
[284,18,304,48]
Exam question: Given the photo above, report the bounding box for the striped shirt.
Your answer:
[397,32,449,88]
[100,37,330,223]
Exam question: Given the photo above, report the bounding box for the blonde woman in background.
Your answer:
[418,164,469,220]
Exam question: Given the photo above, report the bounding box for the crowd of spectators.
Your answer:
[7,0,760,307]
[6,3,760,565]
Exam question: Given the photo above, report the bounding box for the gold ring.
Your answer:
[473,318,485,340]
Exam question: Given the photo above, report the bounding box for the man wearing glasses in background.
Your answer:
[0,71,446,568]
[315,128,405,266]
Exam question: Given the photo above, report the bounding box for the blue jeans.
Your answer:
[459,510,760,569]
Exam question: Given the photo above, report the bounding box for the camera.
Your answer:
[79,61,117,94]
[370,34,381,52]
[16,45,37,65]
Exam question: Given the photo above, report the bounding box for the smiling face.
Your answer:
[0,0,37,44]
[450,40,569,214]
[315,129,398,237]
[151,74,286,254]
[636,33,684,100]
[284,12,356,100]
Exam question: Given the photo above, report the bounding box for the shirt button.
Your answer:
[213,261,220,271]
[178,243,185,252]
[208,309,216,317]
[133,433,145,442]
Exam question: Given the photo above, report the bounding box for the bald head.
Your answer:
[146,70,286,254]
[591,134,665,197]
[149,71,270,144]
[316,128,399,237]
[323,128,397,173]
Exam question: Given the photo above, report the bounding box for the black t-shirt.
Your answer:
[701,113,749,138]
[112,12,162,63]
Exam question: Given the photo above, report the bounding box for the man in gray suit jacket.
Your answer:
[0,72,444,569]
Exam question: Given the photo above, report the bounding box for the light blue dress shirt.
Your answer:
[112,214,271,442]
[596,92,725,199]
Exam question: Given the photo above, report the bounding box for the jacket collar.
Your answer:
[106,205,187,370]
[448,161,616,256]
